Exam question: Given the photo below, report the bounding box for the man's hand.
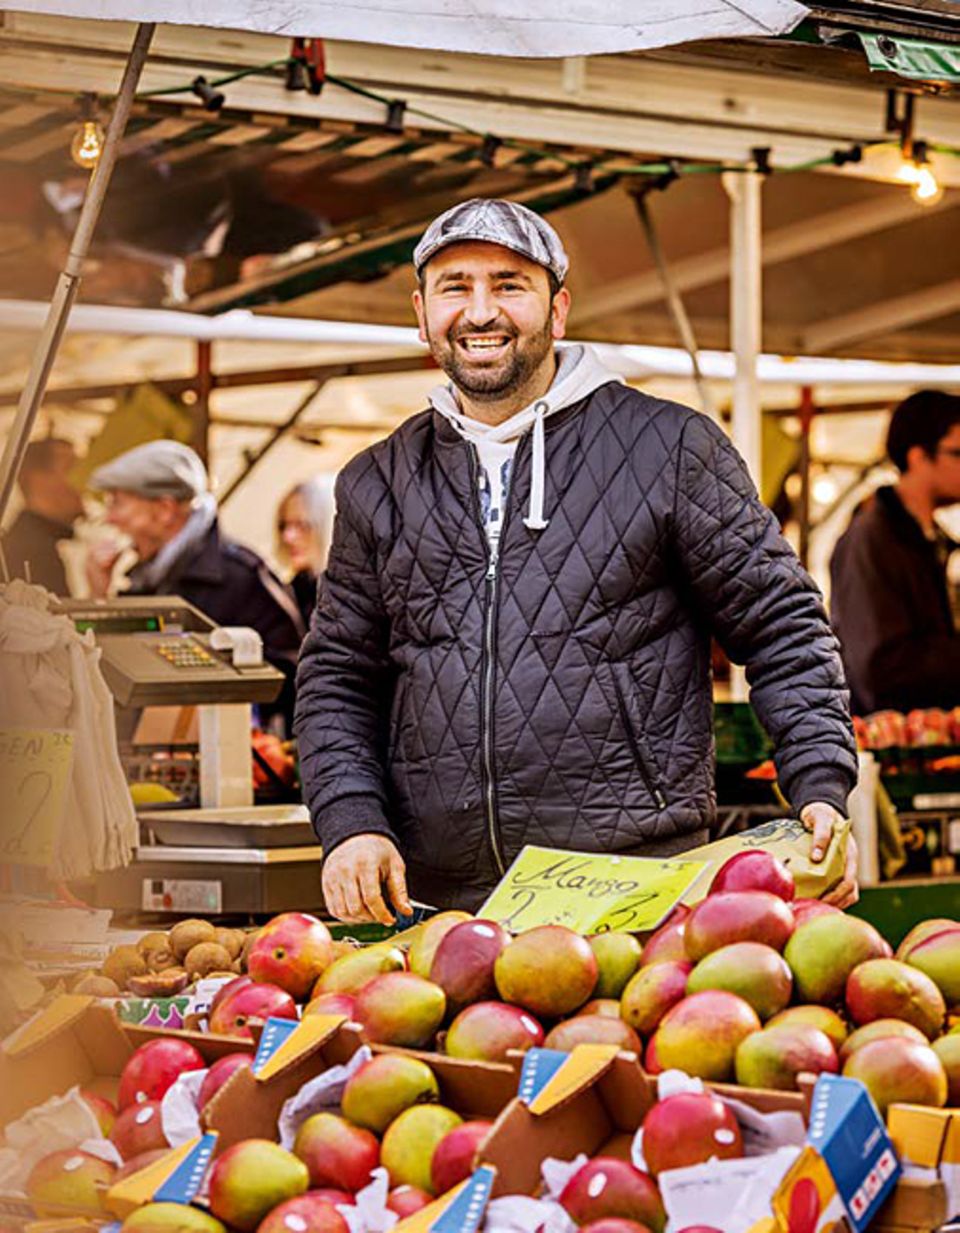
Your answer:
[800,801,859,908]
[321,833,412,926]
[85,541,122,598]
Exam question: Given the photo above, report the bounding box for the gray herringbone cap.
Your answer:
[413,198,569,284]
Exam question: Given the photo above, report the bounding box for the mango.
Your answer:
[589,933,642,999]
[686,942,792,1021]
[684,892,795,962]
[494,925,597,1017]
[845,958,945,1039]
[340,1054,439,1134]
[735,1023,837,1090]
[784,913,886,1005]
[381,1105,463,1194]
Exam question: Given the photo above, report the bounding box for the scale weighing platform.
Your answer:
[58,596,326,918]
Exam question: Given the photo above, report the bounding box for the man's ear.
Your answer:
[551,286,571,340]
[412,287,428,344]
[905,442,933,473]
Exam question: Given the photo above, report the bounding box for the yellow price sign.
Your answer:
[478,845,710,935]
[0,729,74,868]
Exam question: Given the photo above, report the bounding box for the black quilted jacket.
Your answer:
[295,382,857,909]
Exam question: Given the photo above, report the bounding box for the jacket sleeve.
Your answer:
[830,527,960,711]
[294,459,398,858]
[673,412,858,815]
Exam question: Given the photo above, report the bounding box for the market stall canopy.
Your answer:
[3,1,811,57]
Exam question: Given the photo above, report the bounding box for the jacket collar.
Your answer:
[14,508,74,540]
[128,519,224,592]
[175,520,226,584]
[876,484,959,551]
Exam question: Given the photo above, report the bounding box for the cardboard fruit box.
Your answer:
[0,994,253,1126]
[478,1044,814,1199]
[203,1013,522,1152]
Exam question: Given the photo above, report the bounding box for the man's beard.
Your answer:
[427,314,554,402]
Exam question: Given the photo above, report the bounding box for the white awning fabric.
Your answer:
[7,1,809,57]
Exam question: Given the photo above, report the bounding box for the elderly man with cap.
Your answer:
[295,198,860,925]
[87,440,304,727]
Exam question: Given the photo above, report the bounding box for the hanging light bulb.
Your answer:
[70,118,105,171]
[911,163,942,205]
[895,140,943,206]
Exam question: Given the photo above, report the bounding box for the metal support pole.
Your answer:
[724,169,763,485]
[724,168,763,702]
[219,380,326,508]
[194,339,213,465]
[633,192,718,423]
[798,385,815,569]
[0,23,155,524]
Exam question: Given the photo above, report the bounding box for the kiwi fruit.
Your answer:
[137,931,171,957]
[146,946,179,973]
[169,919,216,960]
[127,969,190,997]
[212,928,244,961]
[73,973,121,997]
[101,945,148,990]
[184,942,233,980]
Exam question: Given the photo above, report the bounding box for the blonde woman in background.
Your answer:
[276,476,334,629]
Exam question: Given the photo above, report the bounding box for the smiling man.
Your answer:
[295,198,859,925]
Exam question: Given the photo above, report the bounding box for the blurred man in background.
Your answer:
[1,437,83,593]
[87,440,304,729]
[830,389,960,714]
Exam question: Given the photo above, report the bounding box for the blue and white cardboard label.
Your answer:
[518,1048,569,1105]
[808,1074,901,1232]
[152,1133,218,1205]
[253,1015,301,1074]
[429,1166,496,1233]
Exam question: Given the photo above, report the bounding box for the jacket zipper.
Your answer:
[613,682,667,811]
[468,442,513,878]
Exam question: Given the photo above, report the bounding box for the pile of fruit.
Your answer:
[854,706,960,750]
[26,1039,495,1232]
[77,920,258,998]
[15,856,960,1233]
[623,853,959,1115]
[25,1023,769,1233]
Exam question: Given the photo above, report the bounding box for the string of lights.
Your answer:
[63,50,960,204]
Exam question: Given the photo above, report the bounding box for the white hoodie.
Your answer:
[428,343,621,545]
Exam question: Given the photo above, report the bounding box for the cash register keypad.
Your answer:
[154,638,217,669]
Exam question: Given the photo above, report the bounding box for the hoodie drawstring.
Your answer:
[523,401,549,532]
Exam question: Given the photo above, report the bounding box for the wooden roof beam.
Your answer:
[802,277,960,351]
[569,192,960,327]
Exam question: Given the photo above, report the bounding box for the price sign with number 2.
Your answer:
[478,844,710,934]
[0,729,74,868]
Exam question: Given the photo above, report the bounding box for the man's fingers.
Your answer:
[358,860,395,927]
[822,877,858,909]
[387,853,412,918]
[808,814,834,863]
[340,867,369,922]
[321,864,342,917]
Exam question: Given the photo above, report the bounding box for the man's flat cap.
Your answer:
[90,440,208,501]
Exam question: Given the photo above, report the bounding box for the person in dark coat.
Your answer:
[830,390,960,715]
[295,198,859,923]
[86,440,304,729]
[275,478,334,629]
[2,437,83,593]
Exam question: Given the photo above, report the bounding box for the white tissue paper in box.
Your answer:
[336,1166,394,1233]
[161,1066,208,1147]
[277,1046,373,1150]
[0,1086,112,1194]
[482,1155,585,1233]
